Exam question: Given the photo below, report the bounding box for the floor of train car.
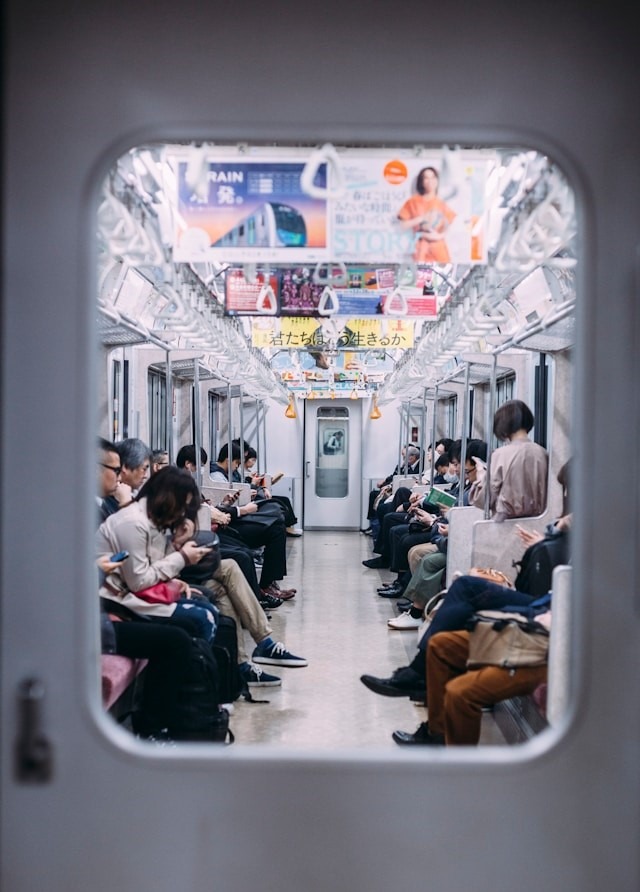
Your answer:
[229,530,507,749]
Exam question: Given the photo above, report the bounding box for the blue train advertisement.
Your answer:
[174,160,329,263]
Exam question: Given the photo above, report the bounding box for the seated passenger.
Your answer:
[97,466,221,641]
[98,466,307,687]
[364,445,421,534]
[114,437,152,507]
[362,485,417,570]
[377,440,486,601]
[243,445,302,537]
[98,439,220,739]
[176,445,284,611]
[468,399,548,521]
[361,510,570,702]
[432,452,450,485]
[150,449,170,474]
[392,611,551,746]
[171,517,308,687]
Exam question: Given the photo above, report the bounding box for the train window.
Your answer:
[95,139,577,752]
[147,369,167,450]
[315,406,350,498]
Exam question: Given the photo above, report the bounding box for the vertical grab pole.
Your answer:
[193,358,202,489]
[485,354,498,519]
[430,385,439,488]
[396,403,404,478]
[405,400,412,473]
[420,388,428,478]
[458,364,470,507]
[260,400,268,477]
[238,385,245,483]
[226,382,233,484]
[165,351,173,464]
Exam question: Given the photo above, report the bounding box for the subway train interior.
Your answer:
[3,3,640,891]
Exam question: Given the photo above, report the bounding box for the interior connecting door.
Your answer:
[303,399,362,529]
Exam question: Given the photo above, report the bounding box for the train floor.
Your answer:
[228,529,507,750]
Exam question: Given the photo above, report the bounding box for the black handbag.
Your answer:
[180,530,221,585]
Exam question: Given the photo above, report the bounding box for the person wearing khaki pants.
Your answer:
[428,630,547,745]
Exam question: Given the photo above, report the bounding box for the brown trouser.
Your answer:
[426,631,547,745]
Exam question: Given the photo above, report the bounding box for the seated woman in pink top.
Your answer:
[468,399,548,521]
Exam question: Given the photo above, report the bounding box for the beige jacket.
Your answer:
[96,498,186,617]
[469,439,548,522]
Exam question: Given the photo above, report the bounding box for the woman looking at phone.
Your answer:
[97,466,219,639]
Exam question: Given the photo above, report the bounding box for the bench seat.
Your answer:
[101,654,147,711]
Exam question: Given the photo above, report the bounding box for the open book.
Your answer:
[254,471,284,487]
[424,486,458,509]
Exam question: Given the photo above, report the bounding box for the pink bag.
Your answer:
[135,579,183,604]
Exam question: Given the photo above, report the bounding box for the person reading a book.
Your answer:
[377,440,486,609]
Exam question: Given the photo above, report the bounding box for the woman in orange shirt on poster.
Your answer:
[397,166,456,263]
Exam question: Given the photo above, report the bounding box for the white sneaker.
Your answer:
[387,611,422,630]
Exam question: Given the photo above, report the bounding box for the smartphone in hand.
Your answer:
[109,550,129,562]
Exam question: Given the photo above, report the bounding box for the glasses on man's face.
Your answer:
[465,465,477,475]
[100,462,122,475]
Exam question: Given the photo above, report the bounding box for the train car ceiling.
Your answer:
[96,142,577,401]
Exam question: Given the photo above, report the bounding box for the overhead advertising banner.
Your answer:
[225,266,442,317]
[171,148,493,268]
[331,153,490,265]
[173,160,329,264]
[251,317,414,349]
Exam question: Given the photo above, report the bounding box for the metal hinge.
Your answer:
[15,678,54,783]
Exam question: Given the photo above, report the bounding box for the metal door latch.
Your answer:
[15,678,53,783]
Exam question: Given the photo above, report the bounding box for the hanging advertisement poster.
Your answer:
[279,268,326,316]
[225,269,280,315]
[250,317,415,350]
[173,159,329,264]
[330,150,494,265]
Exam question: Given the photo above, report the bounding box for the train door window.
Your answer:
[110,356,128,441]
[444,396,457,438]
[208,391,220,464]
[315,407,349,498]
[147,369,167,450]
[492,373,516,449]
[93,139,578,753]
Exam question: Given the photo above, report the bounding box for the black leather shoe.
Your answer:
[360,667,426,700]
[258,593,283,609]
[392,722,445,746]
[377,583,404,598]
[362,556,389,569]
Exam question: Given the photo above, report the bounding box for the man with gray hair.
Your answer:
[114,437,152,507]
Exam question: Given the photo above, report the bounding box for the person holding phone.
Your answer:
[97,466,220,640]
[468,400,548,522]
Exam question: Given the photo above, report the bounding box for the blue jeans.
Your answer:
[173,599,219,642]
[417,575,534,652]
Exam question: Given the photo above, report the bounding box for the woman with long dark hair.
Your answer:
[97,466,219,639]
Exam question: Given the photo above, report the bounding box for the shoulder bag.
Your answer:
[465,609,550,669]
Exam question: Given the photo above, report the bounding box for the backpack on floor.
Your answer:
[211,615,248,703]
[171,637,234,743]
[513,529,569,597]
